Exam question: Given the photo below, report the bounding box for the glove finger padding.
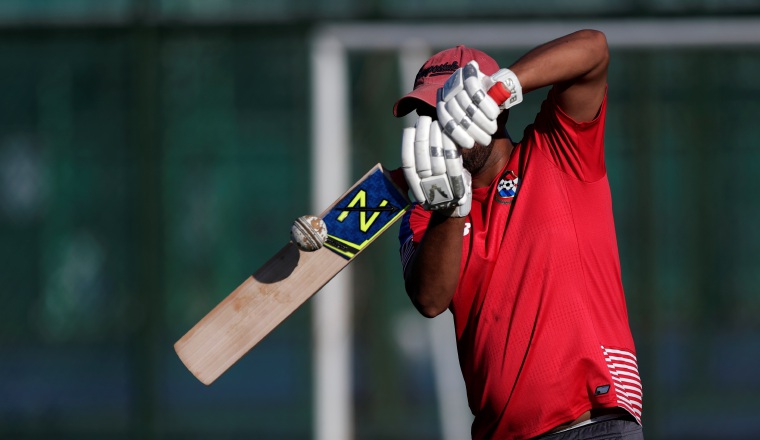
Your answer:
[401,127,426,204]
[413,116,434,179]
[441,133,465,200]
[463,63,501,120]
[454,90,498,134]
[437,60,502,149]
[444,98,492,147]
[450,169,472,218]
[440,135,471,218]
[428,122,446,176]
[437,98,475,149]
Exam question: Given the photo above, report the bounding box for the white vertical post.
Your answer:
[398,39,430,127]
[310,34,352,440]
[398,41,474,440]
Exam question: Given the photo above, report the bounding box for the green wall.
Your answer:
[1,4,760,439]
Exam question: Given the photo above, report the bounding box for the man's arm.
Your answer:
[404,213,466,318]
[508,29,609,123]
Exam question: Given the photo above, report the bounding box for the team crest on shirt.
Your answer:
[496,170,520,205]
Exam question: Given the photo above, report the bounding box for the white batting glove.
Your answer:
[437,61,523,149]
[400,116,472,218]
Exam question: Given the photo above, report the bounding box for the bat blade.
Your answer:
[174,244,347,385]
[174,164,409,385]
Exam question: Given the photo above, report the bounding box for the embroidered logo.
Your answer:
[414,61,460,88]
[463,222,471,237]
[496,170,520,205]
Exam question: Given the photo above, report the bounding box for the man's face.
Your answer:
[461,142,493,175]
[415,105,437,119]
[415,105,494,175]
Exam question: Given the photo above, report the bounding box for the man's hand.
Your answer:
[437,61,523,149]
[401,116,472,218]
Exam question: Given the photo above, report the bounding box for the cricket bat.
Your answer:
[174,164,410,385]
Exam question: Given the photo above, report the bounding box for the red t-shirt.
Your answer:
[398,89,642,439]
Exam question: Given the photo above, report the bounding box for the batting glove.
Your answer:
[401,116,472,218]
[437,61,523,149]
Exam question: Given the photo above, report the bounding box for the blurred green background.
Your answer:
[1,1,760,439]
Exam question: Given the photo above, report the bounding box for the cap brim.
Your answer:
[392,83,439,117]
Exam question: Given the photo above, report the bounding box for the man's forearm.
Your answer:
[404,214,465,318]
[509,29,609,92]
[508,29,609,122]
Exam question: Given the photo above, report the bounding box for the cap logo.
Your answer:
[414,61,460,88]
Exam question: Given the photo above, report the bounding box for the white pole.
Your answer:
[398,39,430,127]
[398,41,474,440]
[310,34,352,440]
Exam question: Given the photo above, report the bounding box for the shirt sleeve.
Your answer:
[398,204,432,273]
[527,87,609,182]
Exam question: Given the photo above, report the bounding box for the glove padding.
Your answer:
[401,116,472,218]
[436,61,500,149]
[437,61,523,149]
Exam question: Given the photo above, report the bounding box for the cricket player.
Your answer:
[396,30,644,439]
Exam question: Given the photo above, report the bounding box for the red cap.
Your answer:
[393,45,500,117]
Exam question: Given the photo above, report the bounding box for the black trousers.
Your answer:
[534,418,643,440]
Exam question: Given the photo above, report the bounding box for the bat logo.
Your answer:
[335,189,399,233]
[337,205,400,213]
[322,168,411,260]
